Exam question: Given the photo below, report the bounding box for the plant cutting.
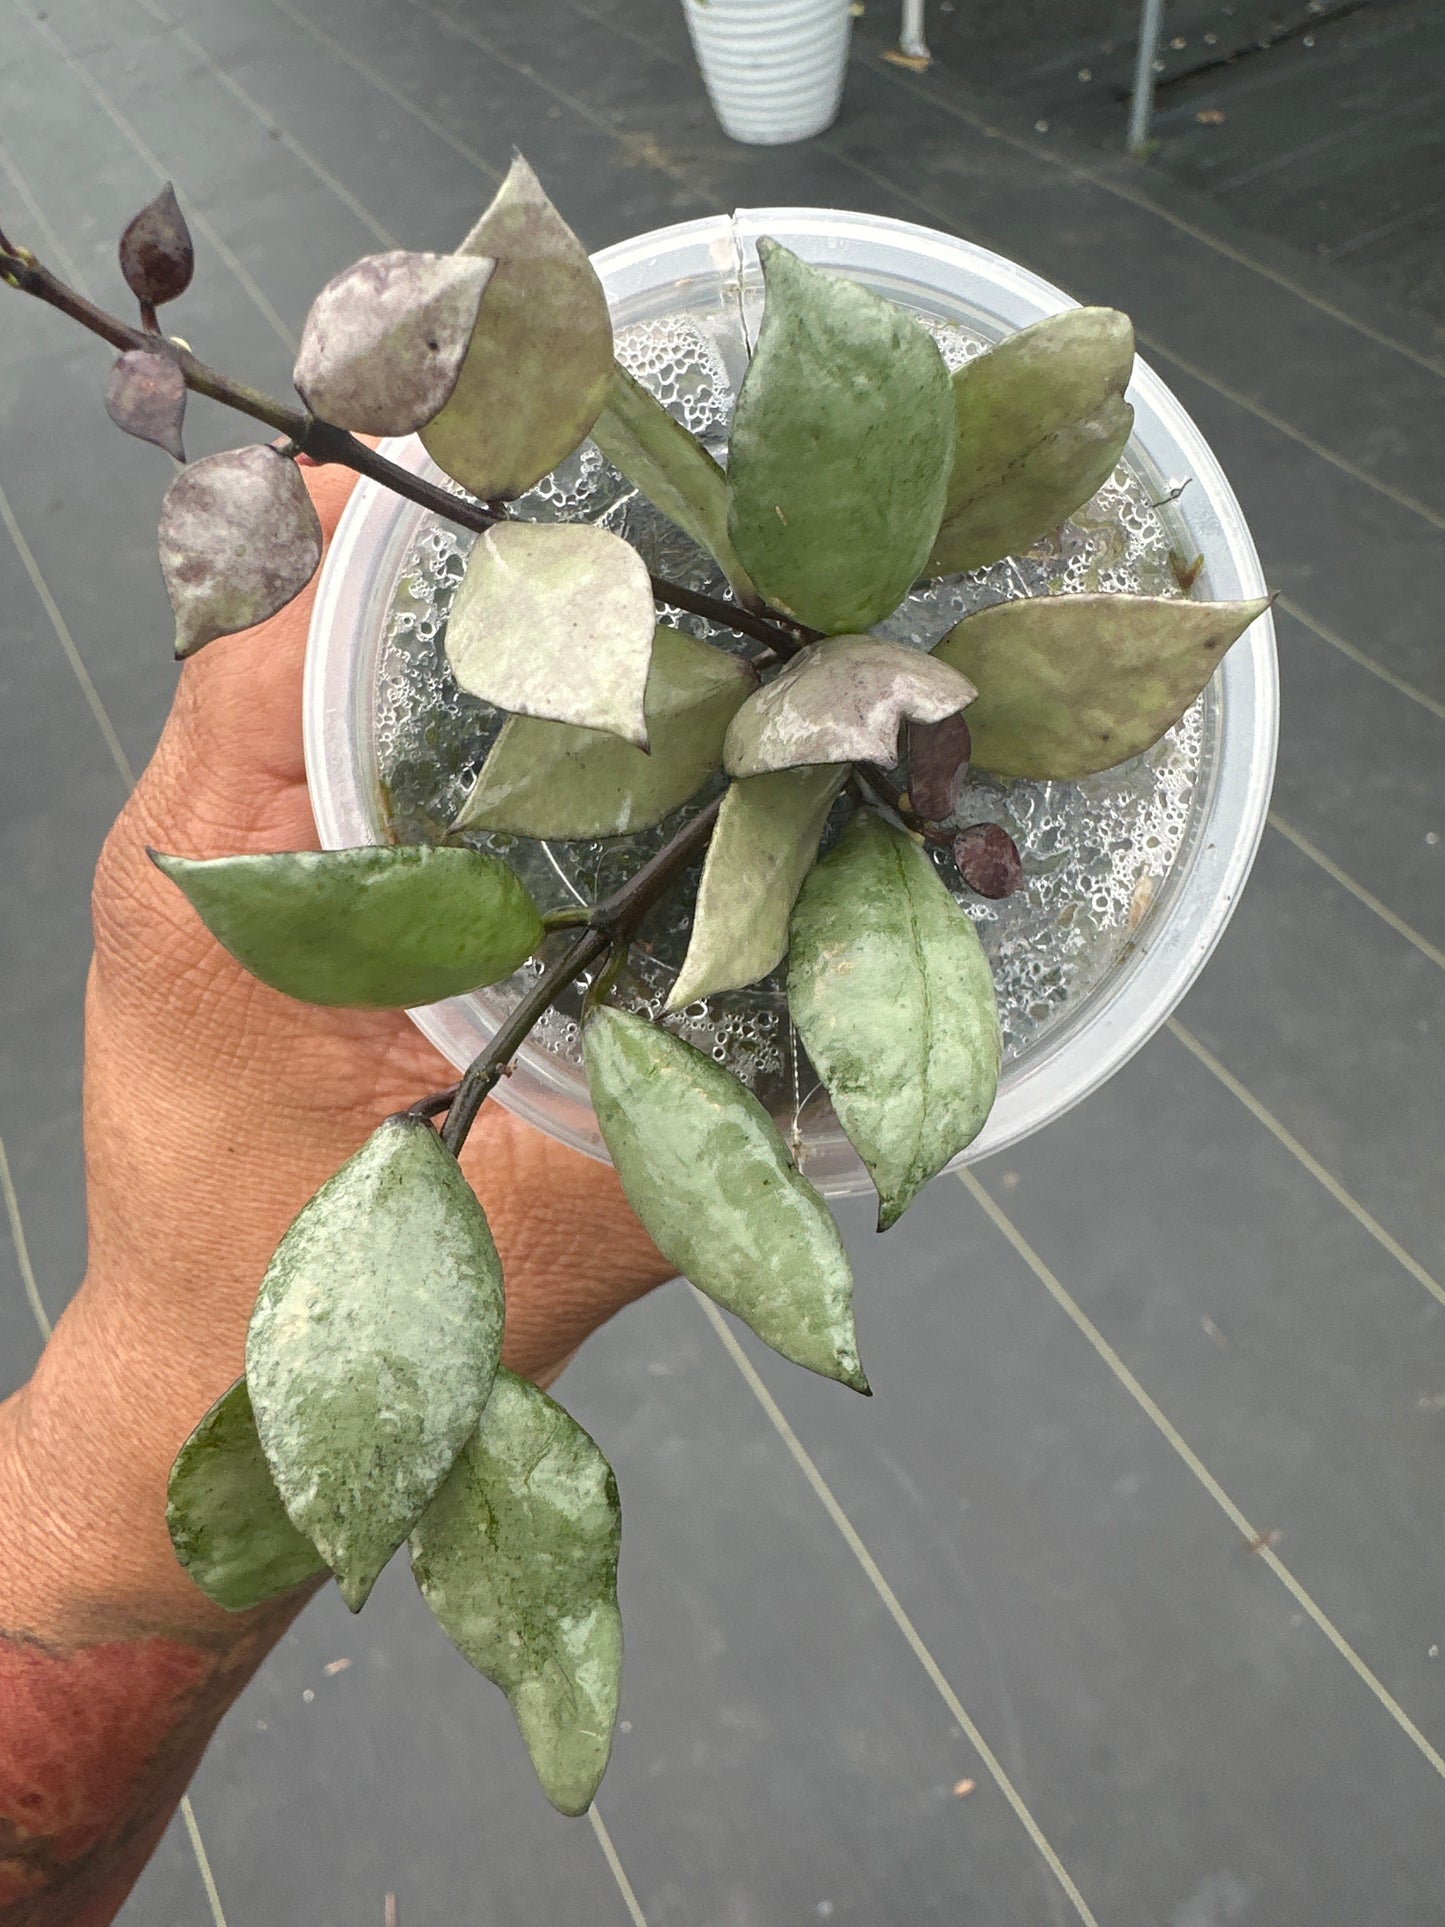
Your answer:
[0,157,1270,1817]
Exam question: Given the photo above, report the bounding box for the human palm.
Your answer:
[61,461,671,1627]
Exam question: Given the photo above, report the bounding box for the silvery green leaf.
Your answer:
[292,251,493,435]
[105,349,186,460]
[723,635,975,779]
[584,1008,867,1391]
[590,362,758,603]
[454,626,756,838]
[445,521,656,748]
[152,844,544,1008]
[158,445,322,657]
[666,765,845,1011]
[789,811,1000,1229]
[411,1368,622,1816]
[927,308,1135,575]
[932,591,1272,778]
[421,155,614,500]
[119,181,193,307]
[726,240,953,634]
[167,1378,327,1612]
[247,1115,505,1612]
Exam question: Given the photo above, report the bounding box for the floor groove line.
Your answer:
[1165,1017,1445,1312]
[961,1170,1445,1786]
[130,0,398,250]
[696,1293,1102,1927]
[1267,813,1445,972]
[589,1807,650,1927]
[263,0,505,190]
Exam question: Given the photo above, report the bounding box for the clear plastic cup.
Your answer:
[304,210,1277,1193]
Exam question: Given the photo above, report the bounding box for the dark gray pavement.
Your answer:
[1,2,1442,1922]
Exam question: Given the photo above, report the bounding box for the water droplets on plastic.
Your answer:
[373,310,1204,1138]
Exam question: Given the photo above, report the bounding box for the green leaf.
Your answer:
[410,1368,622,1816]
[584,1007,866,1390]
[159,446,323,658]
[420,155,614,501]
[932,591,1272,779]
[666,765,845,1011]
[789,812,1000,1229]
[166,1378,327,1613]
[246,1115,506,1610]
[590,362,758,604]
[927,308,1135,575]
[723,635,975,778]
[292,250,493,437]
[726,240,954,634]
[445,521,657,748]
[152,845,544,1009]
[454,627,756,838]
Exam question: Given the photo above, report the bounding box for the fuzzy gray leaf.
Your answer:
[158,445,322,658]
[725,240,954,635]
[932,591,1271,777]
[666,765,845,1011]
[247,1115,505,1613]
[167,1378,327,1612]
[585,1008,867,1391]
[454,626,756,839]
[106,349,186,460]
[445,521,656,747]
[411,1369,622,1816]
[590,363,758,603]
[789,811,1000,1229]
[421,155,614,500]
[724,635,976,779]
[927,308,1135,574]
[293,251,493,436]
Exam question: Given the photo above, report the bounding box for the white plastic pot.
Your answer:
[682,0,853,145]
[305,210,1278,1195]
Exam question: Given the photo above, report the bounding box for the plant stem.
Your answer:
[438,792,725,1156]
[0,241,809,654]
[439,926,609,1155]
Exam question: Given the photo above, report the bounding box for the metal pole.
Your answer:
[899,0,929,62]
[1127,0,1165,155]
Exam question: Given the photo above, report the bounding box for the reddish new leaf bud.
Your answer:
[906,711,971,821]
[119,182,194,308]
[953,822,1023,900]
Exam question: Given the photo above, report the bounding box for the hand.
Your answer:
[7,458,675,1643]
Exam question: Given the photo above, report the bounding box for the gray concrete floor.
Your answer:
[1,1,1443,1922]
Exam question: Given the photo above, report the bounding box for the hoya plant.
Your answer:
[1,160,1268,1815]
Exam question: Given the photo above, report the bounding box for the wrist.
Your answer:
[1,1279,250,1643]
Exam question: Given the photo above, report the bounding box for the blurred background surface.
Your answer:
[1,1,1442,1921]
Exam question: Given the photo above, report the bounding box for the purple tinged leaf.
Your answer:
[723,635,976,780]
[953,823,1023,900]
[119,182,194,307]
[105,349,187,461]
[292,251,494,436]
[158,445,322,659]
[906,712,971,822]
